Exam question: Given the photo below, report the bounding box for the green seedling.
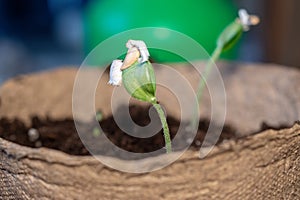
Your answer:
[108,40,172,153]
[191,9,260,129]
[93,127,102,137]
[93,111,104,137]
[96,111,103,121]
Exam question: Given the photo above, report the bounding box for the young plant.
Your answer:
[93,111,103,137]
[108,40,172,153]
[191,9,260,128]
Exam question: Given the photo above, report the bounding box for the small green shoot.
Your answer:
[93,127,102,137]
[96,111,103,121]
[108,40,172,153]
[191,9,260,129]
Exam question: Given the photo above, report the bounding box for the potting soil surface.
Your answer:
[0,105,236,158]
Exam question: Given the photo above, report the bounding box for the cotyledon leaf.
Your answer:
[122,61,156,103]
[217,21,243,52]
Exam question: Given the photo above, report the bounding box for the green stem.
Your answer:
[153,103,172,153]
[190,46,222,129]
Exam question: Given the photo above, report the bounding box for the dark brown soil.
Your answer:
[0,105,236,157]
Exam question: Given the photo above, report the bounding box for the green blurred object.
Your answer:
[84,0,238,63]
